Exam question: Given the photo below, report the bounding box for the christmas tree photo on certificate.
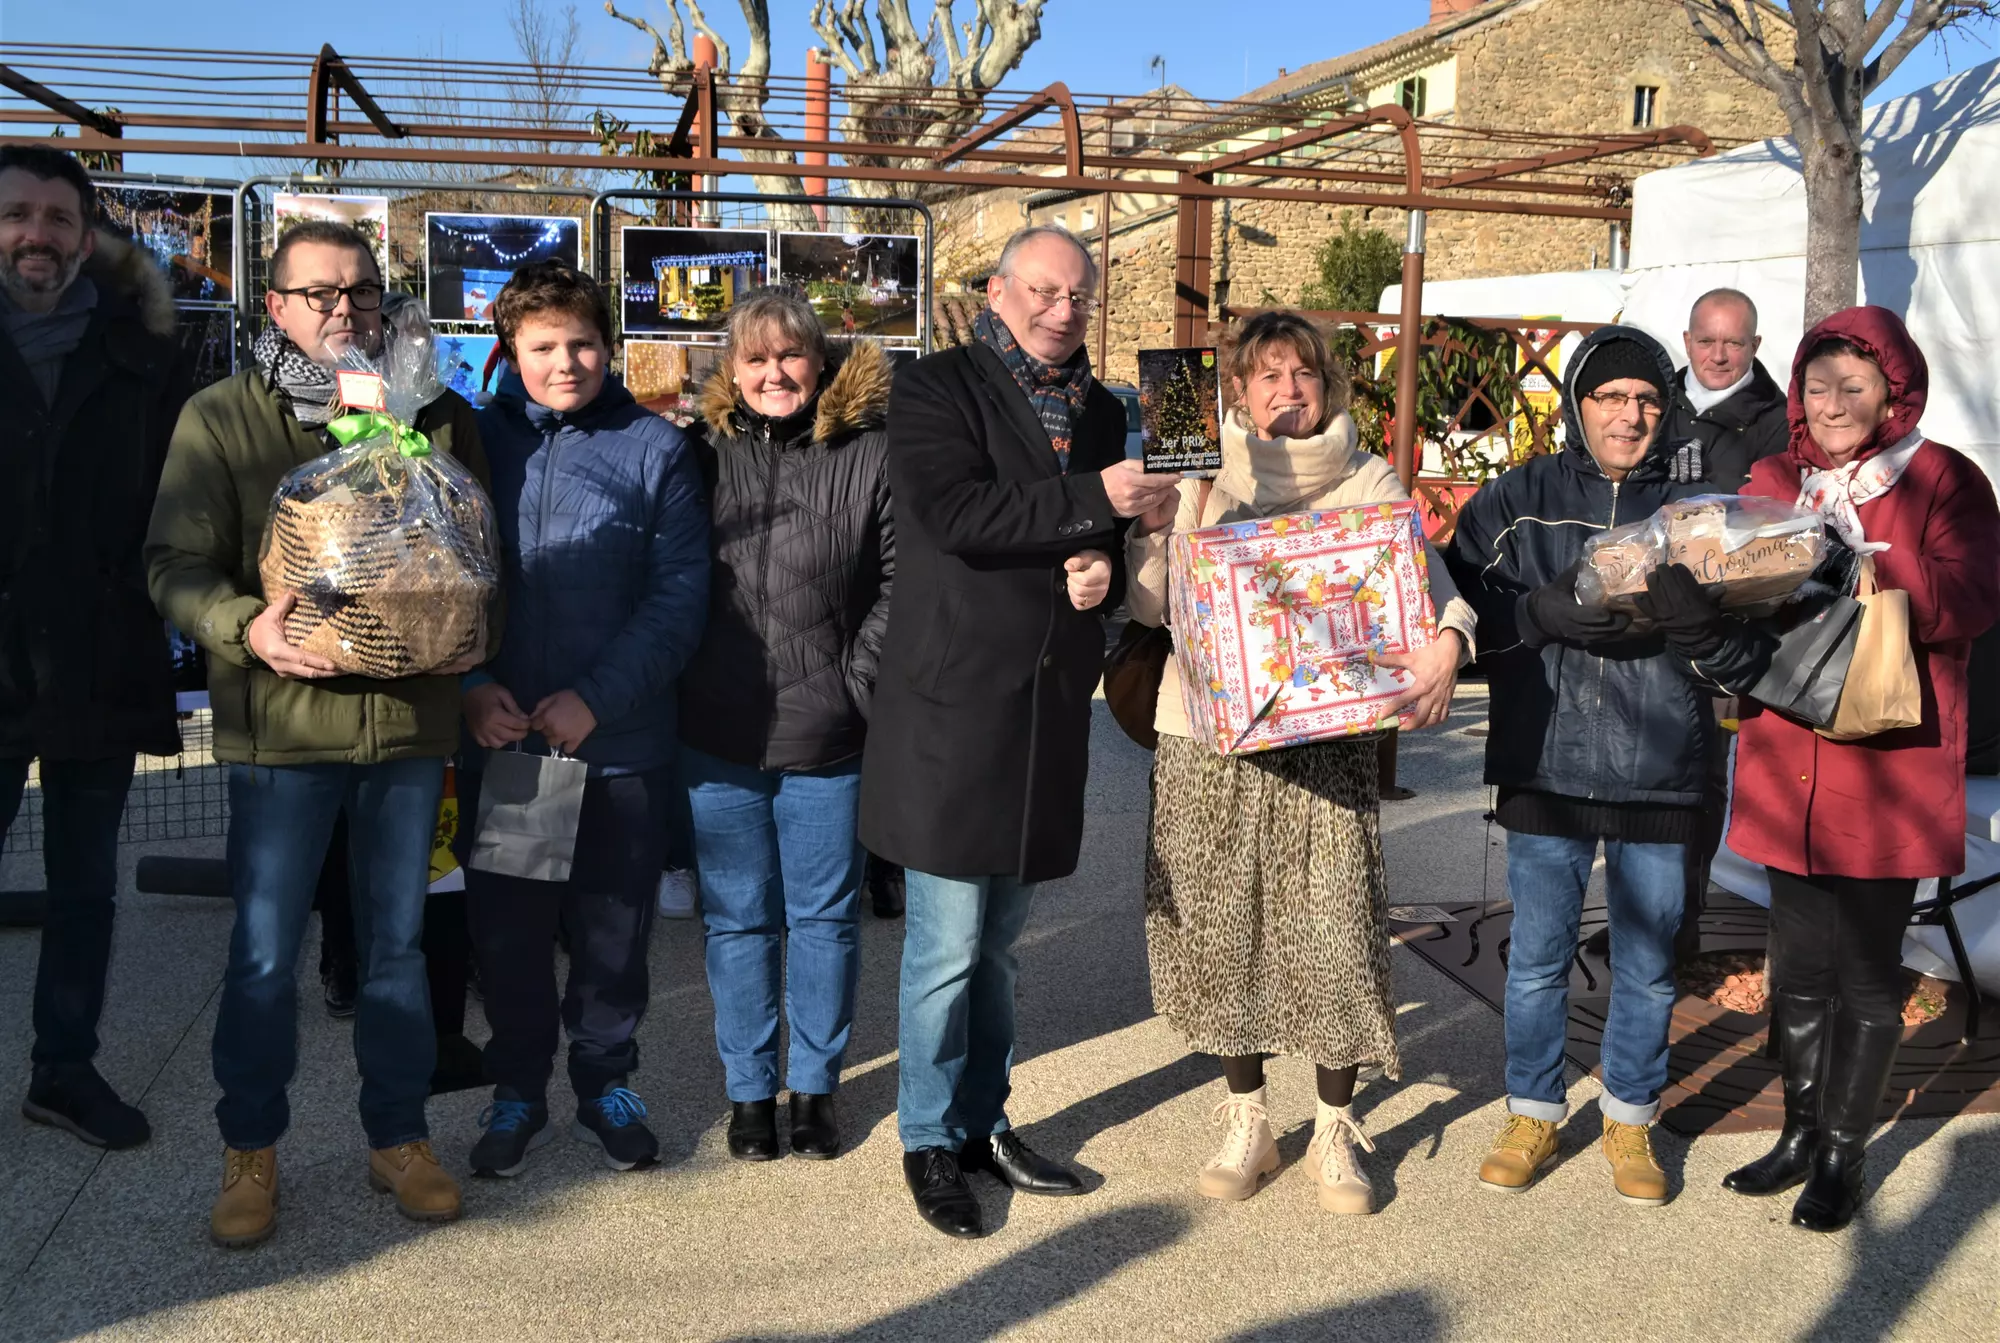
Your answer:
[1139,347,1223,475]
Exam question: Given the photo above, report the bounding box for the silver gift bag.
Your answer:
[467,747,589,882]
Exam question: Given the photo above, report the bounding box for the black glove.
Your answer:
[1633,562,1727,659]
[1520,560,1632,649]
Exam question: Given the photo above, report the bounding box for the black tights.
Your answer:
[1219,1054,1356,1107]
[1766,868,1919,1024]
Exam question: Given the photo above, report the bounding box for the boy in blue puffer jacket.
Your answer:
[461,261,709,1177]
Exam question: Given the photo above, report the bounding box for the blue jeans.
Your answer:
[1,755,136,1067]
[682,747,863,1101]
[896,870,1037,1151]
[213,759,444,1150]
[1504,831,1687,1126]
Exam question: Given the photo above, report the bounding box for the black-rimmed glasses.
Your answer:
[1582,389,1666,416]
[272,283,385,313]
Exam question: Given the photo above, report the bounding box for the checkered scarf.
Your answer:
[252,325,340,427]
[973,307,1092,472]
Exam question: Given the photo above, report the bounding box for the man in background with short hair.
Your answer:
[1671,287,1787,492]
[0,145,188,1152]
[147,220,486,1247]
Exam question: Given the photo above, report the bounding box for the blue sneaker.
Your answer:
[574,1084,660,1171]
[469,1093,552,1178]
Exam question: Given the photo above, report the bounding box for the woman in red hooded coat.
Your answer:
[1723,306,2000,1232]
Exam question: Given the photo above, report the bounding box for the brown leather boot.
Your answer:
[368,1140,463,1222]
[210,1146,278,1248]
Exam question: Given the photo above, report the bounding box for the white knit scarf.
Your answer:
[1795,429,1925,555]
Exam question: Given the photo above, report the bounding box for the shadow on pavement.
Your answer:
[1223,1288,1447,1342]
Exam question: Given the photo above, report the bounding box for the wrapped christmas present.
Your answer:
[1576,493,1823,614]
[1168,499,1438,756]
[258,310,500,679]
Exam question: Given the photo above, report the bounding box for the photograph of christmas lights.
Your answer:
[778,232,920,341]
[270,193,389,274]
[435,332,502,404]
[620,228,769,338]
[425,213,583,323]
[99,186,233,306]
[1138,347,1224,475]
[623,339,724,420]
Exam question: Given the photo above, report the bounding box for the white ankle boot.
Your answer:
[1197,1086,1279,1201]
[1307,1101,1377,1215]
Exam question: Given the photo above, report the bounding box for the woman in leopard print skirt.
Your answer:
[1124,310,1477,1215]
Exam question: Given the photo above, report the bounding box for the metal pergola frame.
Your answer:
[1,42,1724,483]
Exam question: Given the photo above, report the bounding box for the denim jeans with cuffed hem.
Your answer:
[1,755,136,1068]
[1503,831,1686,1128]
[212,759,443,1151]
[683,747,863,1102]
[896,870,1037,1152]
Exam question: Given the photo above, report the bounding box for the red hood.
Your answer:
[1786,304,1928,469]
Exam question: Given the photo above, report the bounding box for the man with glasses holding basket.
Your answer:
[1445,327,1769,1209]
[147,221,487,1247]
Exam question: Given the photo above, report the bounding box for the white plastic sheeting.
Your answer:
[1620,58,2000,487]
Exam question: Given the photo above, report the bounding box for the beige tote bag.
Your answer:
[1818,557,1922,741]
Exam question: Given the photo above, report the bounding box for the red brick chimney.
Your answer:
[1431,0,1482,23]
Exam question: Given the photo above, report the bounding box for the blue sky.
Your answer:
[5,0,1993,172]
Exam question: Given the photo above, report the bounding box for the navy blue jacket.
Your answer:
[1445,327,1769,808]
[472,373,709,774]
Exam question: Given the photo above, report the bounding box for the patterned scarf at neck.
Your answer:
[1795,429,1925,555]
[252,325,340,427]
[973,307,1093,472]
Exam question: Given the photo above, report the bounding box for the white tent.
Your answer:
[1621,58,2000,486]
[1378,268,1627,324]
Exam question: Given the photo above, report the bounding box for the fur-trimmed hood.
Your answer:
[80,228,178,338]
[699,337,893,445]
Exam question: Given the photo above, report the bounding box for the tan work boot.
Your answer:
[1196,1087,1279,1201]
[1306,1102,1377,1215]
[1602,1117,1669,1206]
[210,1145,278,1248]
[368,1140,463,1222]
[1477,1113,1560,1191]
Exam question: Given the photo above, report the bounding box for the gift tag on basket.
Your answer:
[334,368,387,412]
[468,746,588,883]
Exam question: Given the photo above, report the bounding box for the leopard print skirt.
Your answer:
[1144,732,1399,1078]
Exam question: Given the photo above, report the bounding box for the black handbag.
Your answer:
[1745,538,1863,729]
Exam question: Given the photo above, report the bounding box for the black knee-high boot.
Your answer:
[1790,1010,1903,1232]
[1723,993,1831,1195]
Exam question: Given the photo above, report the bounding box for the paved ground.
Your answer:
[3,689,1996,1342]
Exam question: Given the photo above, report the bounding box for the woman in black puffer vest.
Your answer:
[678,288,894,1163]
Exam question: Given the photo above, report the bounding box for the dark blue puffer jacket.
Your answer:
[1444,326,1769,807]
[471,373,709,774]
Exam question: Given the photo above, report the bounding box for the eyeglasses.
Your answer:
[1582,390,1666,416]
[273,283,385,313]
[1004,275,1098,316]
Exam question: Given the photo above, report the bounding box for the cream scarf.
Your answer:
[1795,429,1925,555]
[1212,408,1362,517]
[1683,364,1753,416]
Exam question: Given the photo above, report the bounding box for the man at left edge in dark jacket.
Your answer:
[859,225,1183,1239]
[1,147,189,1152]
[1446,325,1771,1209]
[460,262,710,1180]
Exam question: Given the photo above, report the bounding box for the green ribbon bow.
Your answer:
[327,411,431,458]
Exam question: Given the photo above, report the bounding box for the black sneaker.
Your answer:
[22,1063,151,1150]
[322,964,357,1019]
[469,1092,553,1178]
[574,1084,659,1172]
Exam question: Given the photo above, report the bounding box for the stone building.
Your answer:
[931,0,1792,383]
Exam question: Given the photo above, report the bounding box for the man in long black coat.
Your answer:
[860,226,1180,1239]
[0,147,187,1149]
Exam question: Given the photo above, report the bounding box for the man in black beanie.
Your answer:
[1445,326,1770,1208]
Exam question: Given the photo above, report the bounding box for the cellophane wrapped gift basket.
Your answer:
[1576,494,1824,615]
[1168,499,1438,756]
[258,308,500,678]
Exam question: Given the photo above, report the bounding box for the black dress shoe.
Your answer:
[429,1033,487,1096]
[322,965,357,1019]
[903,1147,983,1239]
[867,857,905,919]
[961,1131,1084,1196]
[789,1091,840,1159]
[727,1098,781,1161]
